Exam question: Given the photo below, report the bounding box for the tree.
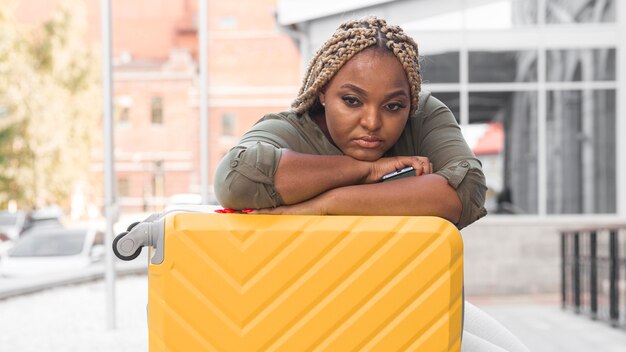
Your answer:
[0,0,100,211]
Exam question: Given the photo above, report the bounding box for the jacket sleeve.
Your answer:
[419,97,488,229]
[214,117,297,210]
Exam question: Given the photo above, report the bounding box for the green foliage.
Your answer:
[0,0,100,210]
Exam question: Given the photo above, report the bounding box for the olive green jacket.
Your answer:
[214,92,487,229]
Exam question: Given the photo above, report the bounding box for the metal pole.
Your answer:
[199,0,210,204]
[100,0,117,330]
[589,231,597,319]
[609,229,619,326]
[560,232,567,309]
[617,0,626,218]
[573,232,580,313]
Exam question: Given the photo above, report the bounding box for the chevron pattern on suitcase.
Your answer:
[148,214,463,352]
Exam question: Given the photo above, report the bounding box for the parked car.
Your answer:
[0,228,104,278]
[0,211,28,241]
[19,217,64,236]
[21,208,64,234]
[0,209,63,241]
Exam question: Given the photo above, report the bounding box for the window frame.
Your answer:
[151,96,164,125]
[413,0,624,216]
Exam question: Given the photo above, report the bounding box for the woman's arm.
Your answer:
[214,113,434,210]
[216,144,432,209]
[274,150,431,204]
[257,174,462,224]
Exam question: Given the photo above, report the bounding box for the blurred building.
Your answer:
[16,0,302,212]
[277,0,625,295]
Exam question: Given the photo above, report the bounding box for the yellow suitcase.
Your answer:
[114,213,463,351]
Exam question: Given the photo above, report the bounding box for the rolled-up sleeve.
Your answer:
[214,142,283,209]
[419,97,488,229]
[214,117,298,209]
[437,159,488,229]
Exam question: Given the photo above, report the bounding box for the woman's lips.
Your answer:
[354,137,383,149]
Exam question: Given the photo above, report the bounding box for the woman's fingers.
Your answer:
[367,155,431,183]
[410,156,431,175]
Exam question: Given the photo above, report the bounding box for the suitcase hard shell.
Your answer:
[121,213,463,351]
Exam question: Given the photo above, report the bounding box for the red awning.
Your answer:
[473,122,504,155]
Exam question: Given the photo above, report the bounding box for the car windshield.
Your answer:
[0,213,17,226]
[9,231,86,257]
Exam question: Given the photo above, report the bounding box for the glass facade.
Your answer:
[468,51,538,83]
[420,51,460,83]
[546,89,616,214]
[546,48,616,82]
[466,0,538,29]
[415,0,618,215]
[546,0,615,24]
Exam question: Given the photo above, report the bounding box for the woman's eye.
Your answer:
[386,103,406,112]
[342,96,361,106]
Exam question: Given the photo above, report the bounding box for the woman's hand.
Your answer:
[363,156,432,184]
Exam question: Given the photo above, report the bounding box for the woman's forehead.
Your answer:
[331,49,410,92]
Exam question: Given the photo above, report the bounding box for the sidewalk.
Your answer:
[1,276,625,351]
[0,275,149,352]
[471,295,626,352]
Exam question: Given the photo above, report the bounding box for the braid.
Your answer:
[292,16,421,115]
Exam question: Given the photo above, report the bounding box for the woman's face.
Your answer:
[318,48,411,161]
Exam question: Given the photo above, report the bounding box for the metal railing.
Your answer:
[561,226,626,328]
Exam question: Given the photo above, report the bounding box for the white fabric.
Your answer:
[461,301,530,352]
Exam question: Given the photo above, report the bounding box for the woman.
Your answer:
[214,16,527,352]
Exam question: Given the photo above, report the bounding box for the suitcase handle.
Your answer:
[112,208,218,264]
[113,213,165,264]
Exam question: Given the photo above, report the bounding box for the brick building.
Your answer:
[16,0,301,212]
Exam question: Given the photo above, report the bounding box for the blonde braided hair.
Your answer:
[292,16,421,115]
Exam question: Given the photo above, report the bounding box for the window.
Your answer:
[469,91,538,214]
[546,89,616,214]
[421,52,460,83]
[546,49,616,82]
[117,177,130,197]
[469,51,537,83]
[151,96,163,124]
[222,113,237,137]
[546,0,615,24]
[414,0,619,215]
[116,95,132,125]
[119,107,130,123]
[465,0,538,29]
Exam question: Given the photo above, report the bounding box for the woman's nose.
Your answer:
[360,108,382,131]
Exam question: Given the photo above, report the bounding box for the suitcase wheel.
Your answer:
[113,231,143,261]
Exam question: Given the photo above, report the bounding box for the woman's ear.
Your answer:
[318,91,326,107]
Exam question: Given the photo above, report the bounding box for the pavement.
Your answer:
[470,295,626,352]
[0,274,149,352]
[1,275,626,352]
